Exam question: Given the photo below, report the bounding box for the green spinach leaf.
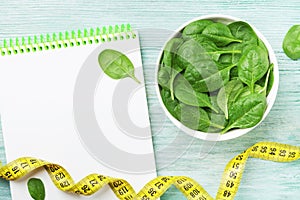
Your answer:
[266,65,274,96]
[186,34,209,43]
[230,66,239,80]
[228,21,258,44]
[222,93,267,133]
[238,84,265,99]
[217,80,244,119]
[160,89,181,120]
[219,40,260,66]
[195,40,241,61]
[158,64,182,100]
[158,64,172,89]
[174,103,209,131]
[202,22,242,46]
[207,113,228,133]
[173,75,218,112]
[27,178,45,200]
[218,43,242,64]
[175,103,224,131]
[283,25,300,60]
[98,49,140,83]
[207,95,223,114]
[256,63,274,96]
[176,39,216,69]
[184,62,236,92]
[162,38,183,68]
[182,19,213,39]
[218,54,232,64]
[162,38,184,99]
[238,45,269,92]
[258,38,269,54]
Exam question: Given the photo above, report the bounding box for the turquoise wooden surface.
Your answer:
[1,0,300,199]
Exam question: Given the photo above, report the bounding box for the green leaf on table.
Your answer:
[27,178,45,200]
[282,25,300,60]
[98,49,140,83]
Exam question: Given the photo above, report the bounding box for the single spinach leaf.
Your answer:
[228,21,258,44]
[184,62,236,92]
[98,49,140,83]
[222,93,267,133]
[160,89,181,120]
[283,25,300,60]
[217,80,244,119]
[202,22,242,47]
[27,178,45,200]
[238,45,269,92]
[182,19,213,39]
[173,75,218,112]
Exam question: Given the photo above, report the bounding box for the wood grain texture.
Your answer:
[1,0,300,199]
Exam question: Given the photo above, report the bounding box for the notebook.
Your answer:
[0,24,157,199]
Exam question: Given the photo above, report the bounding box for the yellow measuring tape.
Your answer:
[0,141,299,199]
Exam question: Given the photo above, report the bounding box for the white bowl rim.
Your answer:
[155,14,279,141]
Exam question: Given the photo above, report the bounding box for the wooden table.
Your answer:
[1,0,300,199]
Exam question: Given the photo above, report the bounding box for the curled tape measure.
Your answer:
[1,141,299,200]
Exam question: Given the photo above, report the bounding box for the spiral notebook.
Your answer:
[0,24,157,199]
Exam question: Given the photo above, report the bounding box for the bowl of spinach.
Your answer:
[156,14,278,141]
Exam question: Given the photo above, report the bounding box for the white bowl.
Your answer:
[155,14,279,141]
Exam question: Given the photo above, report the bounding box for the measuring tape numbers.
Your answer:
[0,141,299,199]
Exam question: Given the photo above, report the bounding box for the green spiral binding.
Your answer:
[0,24,133,56]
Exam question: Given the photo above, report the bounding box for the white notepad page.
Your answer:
[0,31,157,199]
